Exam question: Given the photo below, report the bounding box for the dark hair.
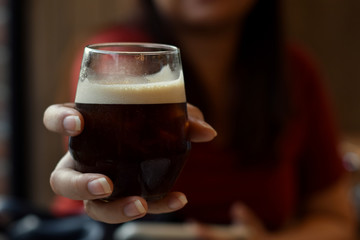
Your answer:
[142,0,290,166]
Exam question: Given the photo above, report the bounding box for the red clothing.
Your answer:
[175,45,344,230]
[58,26,345,230]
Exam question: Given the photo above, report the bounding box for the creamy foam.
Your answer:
[75,69,186,104]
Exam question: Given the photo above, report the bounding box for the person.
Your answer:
[43,0,357,239]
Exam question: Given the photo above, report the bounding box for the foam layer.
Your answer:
[75,70,186,104]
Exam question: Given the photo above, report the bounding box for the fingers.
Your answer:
[147,192,188,214]
[43,102,215,142]
[187,104,217,142]
[189,222,240,240]
[43,103,83,136]
[84,192,187,224]
[230,202,265,238]
[50,152,113,200]
[231,202,263,228]
[188,222,219,240]
[46,102,210,224]
[50,152,188,223]
[84,197,148,224]
[84,192,188,224]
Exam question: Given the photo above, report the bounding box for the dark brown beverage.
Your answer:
[71,43,188,200]
[69,102,190,200]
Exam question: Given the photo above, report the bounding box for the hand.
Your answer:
[43,103,217,224]
[191,203,270,240]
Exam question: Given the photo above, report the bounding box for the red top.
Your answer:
[57,26,345,230]
[175,44,344,230]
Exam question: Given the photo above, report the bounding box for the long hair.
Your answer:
[142,0,290,166]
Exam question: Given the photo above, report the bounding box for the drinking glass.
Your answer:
[69,43,191,201]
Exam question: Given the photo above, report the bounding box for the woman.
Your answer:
[44,0,357,239]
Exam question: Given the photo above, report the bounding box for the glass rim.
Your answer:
[85,42,179,55]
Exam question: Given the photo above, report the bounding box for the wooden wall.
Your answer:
[284,0,360,133]
[25,0,360,207]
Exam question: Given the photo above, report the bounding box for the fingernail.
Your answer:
[63,116,81,132]
[198,120,217,136]
[168,195,188,210]
[124,200,146,217]
[88,178,112,195]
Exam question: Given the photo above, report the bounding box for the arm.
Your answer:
[192,175,356,240]
[43,103,217,224]
[192,46,358,240]
[271,45,357,239]
[266,175,356,240]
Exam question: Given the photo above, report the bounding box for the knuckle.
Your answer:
[187,104,204,120]
[43,107,55,130]
[49,170,60,195]
[83,200,92,215]
[83,201,113,223]
[42,106,50,126]
[187,103,198,112]
[71,174,87,198]
[83,201,99,221]
[43,104,75,133]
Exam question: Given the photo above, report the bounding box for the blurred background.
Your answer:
[0,0,359,213]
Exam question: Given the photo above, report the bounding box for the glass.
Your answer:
[69,43,191,201]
